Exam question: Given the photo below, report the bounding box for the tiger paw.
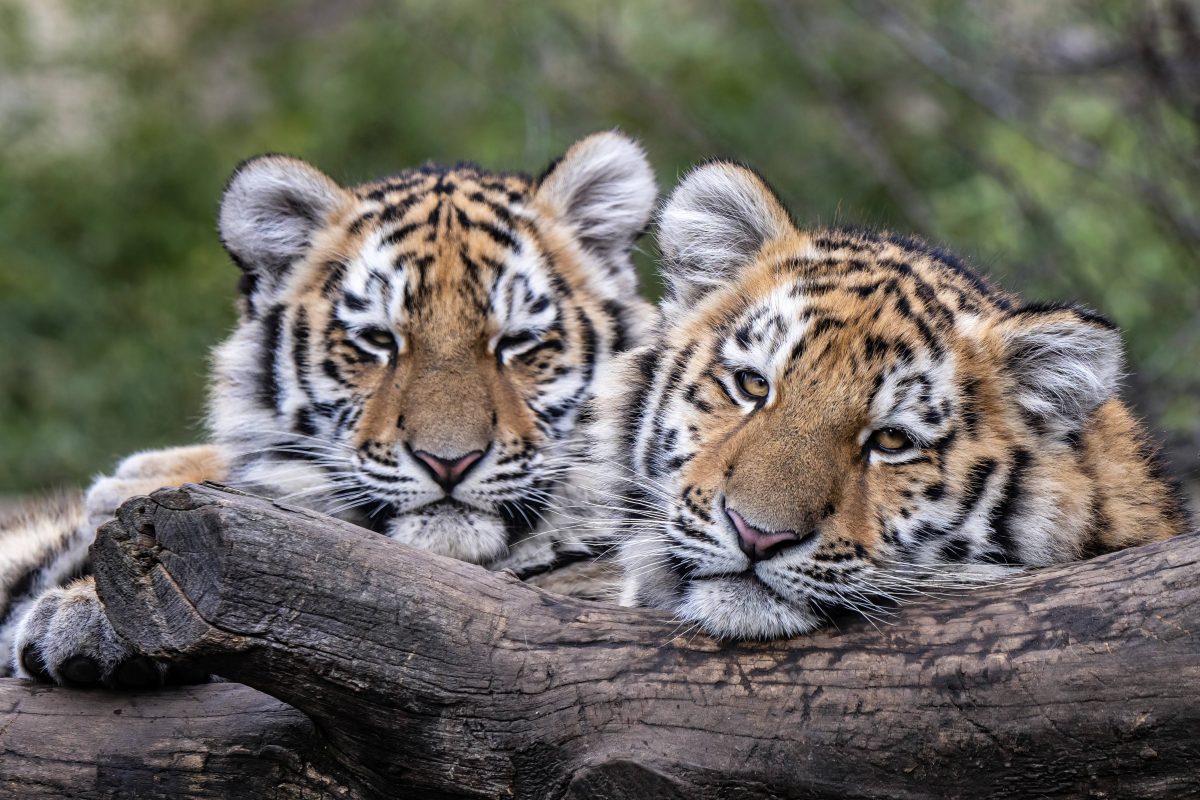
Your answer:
[13,577,206,689]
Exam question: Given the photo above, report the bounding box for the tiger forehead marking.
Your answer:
[211,132,657,570]
[296,166,591,454]
[596,161,1190,641]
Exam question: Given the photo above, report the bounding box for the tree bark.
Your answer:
[0,681,348,799]
[1,482,1197,799]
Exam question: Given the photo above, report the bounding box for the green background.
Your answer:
[1,0,1197,493]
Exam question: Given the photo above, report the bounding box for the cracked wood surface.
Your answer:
[1,481,1197,799]
[0,680,344,798]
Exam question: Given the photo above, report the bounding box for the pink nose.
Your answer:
[726,507,803,561]
[411,449,484,491]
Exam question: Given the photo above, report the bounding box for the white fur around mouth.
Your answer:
[383,500,510,565]
[677,573,822,641]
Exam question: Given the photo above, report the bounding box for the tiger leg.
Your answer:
[5,444,225,686]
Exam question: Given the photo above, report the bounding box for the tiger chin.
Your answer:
[2,131,658,686]
[587,160,1193,642]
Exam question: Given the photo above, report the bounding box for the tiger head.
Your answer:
[208,132,657,567]
[597,161,1189,639]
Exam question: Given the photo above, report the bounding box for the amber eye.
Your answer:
[359,327,396,351]
[734,369,770,400]
[869,427,914,454]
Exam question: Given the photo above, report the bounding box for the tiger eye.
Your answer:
[360,327,396,350]
[735,369,770,400]
[871,427,913,453]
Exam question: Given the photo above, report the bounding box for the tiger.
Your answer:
[1,130,658,686]
[584,160,1193,641]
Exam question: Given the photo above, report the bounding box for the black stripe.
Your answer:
[937,537,971,563]
[959,378,982,436]
[706,368,740,407]
[682,382,714,413]
[811,234,869,253]
[377,193,424,223]
[477,220,520,251]
[621,349,660,455]
[863,335,889,361]
[677,516,721,546]
[957,457,997,519]
[601,299,630,352]
[291,307,315,401]
[0,564,43,627]
[511,549,593,580]
[320,260,348,299]
[642,345,695,475]
[347,210,377,235]
[258,304,285,412]
[514,338,566,367]
[381,222,422,246]
[883,231,1005,307]
[294,405,318,436]
[986,449,1031,562]
[321,357,343,383]
[807,316,846,342]
[575,307,598,387]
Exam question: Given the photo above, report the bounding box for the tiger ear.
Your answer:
[994,304,1124,434]
[219,155,347,303]
[535,131,657,277]
[657,161,794,312]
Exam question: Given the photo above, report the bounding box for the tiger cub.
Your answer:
[586,160,1192,640]
[2,131,657,685]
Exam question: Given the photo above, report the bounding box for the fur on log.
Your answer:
[0,481,1197,799]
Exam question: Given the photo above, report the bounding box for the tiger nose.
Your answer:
[726,507,804,562]
[410,448,485,491]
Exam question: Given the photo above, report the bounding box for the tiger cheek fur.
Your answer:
[597,161,1191,641]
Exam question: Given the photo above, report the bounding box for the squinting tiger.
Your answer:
[1,131,657,685]
[585,160,1193,640]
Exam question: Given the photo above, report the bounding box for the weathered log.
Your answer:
[0,681,348,799]
[1,482,1197,799]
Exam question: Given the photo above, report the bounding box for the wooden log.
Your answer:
[1,481,1197,799]
[0,680,350,799]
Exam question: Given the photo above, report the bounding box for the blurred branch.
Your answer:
[1135,0,1200,125]
[942,139,1073,278]
[550,8,730,155]
[760,0,936,234]
[998,45,1139,77]
[850,0,1200,252]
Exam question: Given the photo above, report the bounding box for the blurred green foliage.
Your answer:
[2,0,1197,491]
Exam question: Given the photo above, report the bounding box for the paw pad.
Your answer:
[60,655,102,687]
[114,656,161,689]
[20,645,51,683]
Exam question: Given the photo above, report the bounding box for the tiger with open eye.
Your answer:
[582,160,1192,640]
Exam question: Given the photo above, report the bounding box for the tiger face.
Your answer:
[595,162,1189,639]
[210,132,657,568]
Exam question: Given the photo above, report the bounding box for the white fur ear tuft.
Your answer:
[535,131,657,276]
[996,304,1124,434]
[219,155,346,299]
[656,161,793,310]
